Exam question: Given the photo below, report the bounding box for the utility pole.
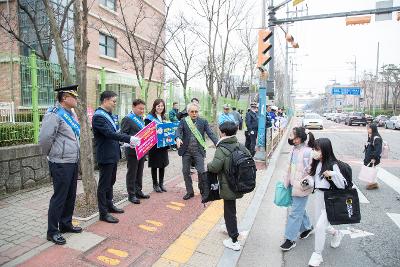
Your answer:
[284,4,289,114]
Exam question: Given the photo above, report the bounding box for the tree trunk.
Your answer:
[74,0,97,208]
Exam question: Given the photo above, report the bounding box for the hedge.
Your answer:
[0,123,34,147]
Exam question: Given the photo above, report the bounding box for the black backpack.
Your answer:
[219,143,257,194]
[335,160,353,189]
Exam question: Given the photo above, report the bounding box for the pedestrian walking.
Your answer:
[363,123,383,190]
[238,109,244,130]
[231,107,242,127]
[145,99,169,193]
[281,127,315,251]
[176,103,218,200]
[120,99,150,205]
[245,103,258,156]
[168,102,179,122]
[307,138,347,267]
[92,91,140,223]
[39,85,82,245]
[207,121,249,251]
[218,104,236,125]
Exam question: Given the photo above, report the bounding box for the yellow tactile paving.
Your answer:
[170,201,185,207]
[107,248,128,258]
[139,225,158,232]
[97,255,121,266]
[166,205,182,211]
[152,200,224,266]
[146,220,163,227]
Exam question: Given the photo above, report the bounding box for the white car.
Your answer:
[302,113,323,129]
[385,116,400,130]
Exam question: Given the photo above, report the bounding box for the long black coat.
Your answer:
[145,117,169,168]
[364,135,383,166]
[92,107,131,164]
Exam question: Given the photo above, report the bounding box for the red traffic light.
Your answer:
[257,29,272,70]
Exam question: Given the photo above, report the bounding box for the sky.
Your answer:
[168,0,400,95]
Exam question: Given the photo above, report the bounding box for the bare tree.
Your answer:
[163,15,202,105]
[43,0,97,208]
[96,0,174,106]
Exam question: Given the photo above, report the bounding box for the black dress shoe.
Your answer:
[99,213,119,223]
[109,205,124,213]
[153,185,162,193]
[60,225,83,233]
[137,191,150,199]
[47,233,66,245]
[160,185,167,192]
[183,193,194,200]
[128,195,140,204]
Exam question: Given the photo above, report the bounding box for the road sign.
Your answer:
[293,0,305,6]
[331,87,361,96]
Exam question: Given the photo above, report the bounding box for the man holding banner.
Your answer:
[176,103,218,200]
[121,99,150,204]
[92,91,140,224]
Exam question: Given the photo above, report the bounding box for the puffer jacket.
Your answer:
[207,136,245,200]
[284,143,313,197]
[39,103,80,163]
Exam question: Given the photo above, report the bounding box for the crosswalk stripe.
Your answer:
[377,167,400,195]
[354,185,370,204]
[387,213,400,229]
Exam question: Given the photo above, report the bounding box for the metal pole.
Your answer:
[353,56,356,111]
[254,0,268,161]
[30,51,39,144]
[284,4,289,112]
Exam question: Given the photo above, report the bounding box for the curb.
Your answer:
[217,119,293,267]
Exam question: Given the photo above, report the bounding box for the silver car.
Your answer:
[385,116,400,130]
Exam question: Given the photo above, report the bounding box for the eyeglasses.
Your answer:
[190,110,199,113]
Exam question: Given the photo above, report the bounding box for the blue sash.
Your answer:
[128,112,145,129]
[94,109,117,131]
[48,107,80,138]
[146,113,162,124]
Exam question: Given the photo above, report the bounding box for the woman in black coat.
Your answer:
[145,99,169,193]
[363,123,383,190]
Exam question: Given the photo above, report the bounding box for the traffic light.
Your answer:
[397,12,400,21]
[257,29,272,71]
[345,15,371,25]
[285,33,299,48]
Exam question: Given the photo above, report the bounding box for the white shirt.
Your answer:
[313,162,347,189]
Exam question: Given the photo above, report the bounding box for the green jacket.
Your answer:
[207,136,244,200]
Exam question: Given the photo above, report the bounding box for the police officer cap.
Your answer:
[55,84,79,97]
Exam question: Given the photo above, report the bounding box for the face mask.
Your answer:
[288,138,294,146]
[312,150,322,160]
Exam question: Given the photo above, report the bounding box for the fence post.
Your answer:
[30,51,39,144]
[100,67,106,93]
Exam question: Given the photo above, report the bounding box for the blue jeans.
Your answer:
[284,196,312,241]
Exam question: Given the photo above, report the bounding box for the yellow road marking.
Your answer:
[170,201,185,207]
[146,220,163,227]
[107,248,128,258]
[139,224,158,232]
[166,205,182,211]
[97,255,120,266]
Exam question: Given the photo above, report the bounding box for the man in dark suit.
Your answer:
[176,103,218,200]
[245,102,259,157]
[92,91,140,223]
[120,99,149,204]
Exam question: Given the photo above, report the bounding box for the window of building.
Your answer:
[100,0,116,11]
[99,33,116,58]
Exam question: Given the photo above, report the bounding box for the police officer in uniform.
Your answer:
[39,85,82,245]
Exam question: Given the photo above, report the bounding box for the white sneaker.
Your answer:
[330,230,344,248]
[223,238,241,251]
[308,252,323,267]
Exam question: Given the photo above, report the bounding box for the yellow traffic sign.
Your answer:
[293,0,305,6]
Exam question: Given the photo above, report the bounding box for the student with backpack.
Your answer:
[307,138,347,267]
[281,127,315,251]
[207,121,255,251]
[363,123,383,190]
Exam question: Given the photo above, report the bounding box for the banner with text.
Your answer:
[157,122,179,148]
[135,121,157,160]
